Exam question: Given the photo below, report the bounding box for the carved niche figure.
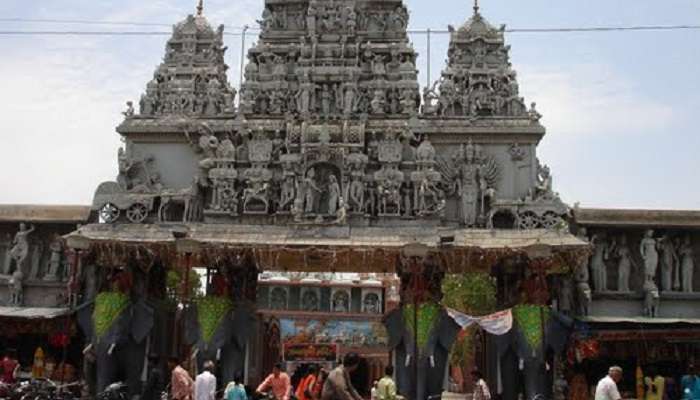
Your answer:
[122,101,135,118]
[302,168,322,214]
[451,140,499,227]
[44,237,63,281]
[679,236,695,292]
[370,89,386,114]
[327,175,341,215]
[534,159,553,197]
[610,235,635,293]
[590,234,610,292]
[640,230,659,284]
[658,235,679,292]
[332,290,350,313]
[8,267,24,306]
[9,223,35,274]
[345,152,368,213]
[574,228,592,316]
[257,7,274,32]
[643,281,660,318]
[296,72,316,117]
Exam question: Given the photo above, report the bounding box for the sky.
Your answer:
[0,0,698,210]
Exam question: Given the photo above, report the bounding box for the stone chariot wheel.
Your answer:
[99,203,120,223]
[518,211,541,230]
[541,211,561,229]
[126,203,149,223]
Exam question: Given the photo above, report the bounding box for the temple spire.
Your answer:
[473,0,480,15]
[196,0,204,16]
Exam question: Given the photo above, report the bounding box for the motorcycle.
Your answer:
[97,382,128,400]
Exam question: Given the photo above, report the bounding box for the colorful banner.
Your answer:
[284,343,338,362]
[280,318,389,347]
[446,308,513,335]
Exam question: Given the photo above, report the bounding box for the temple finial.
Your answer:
[196,0,204,16]
[473,0,480,14]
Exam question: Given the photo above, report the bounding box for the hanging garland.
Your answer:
[403,302,440,351]
[195,296,233,344]
[513,304,550,352]
[93,292,130,339]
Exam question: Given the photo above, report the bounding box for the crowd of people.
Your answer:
[155,352,395,400]
[594,365,700,400]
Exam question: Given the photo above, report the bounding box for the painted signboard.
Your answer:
[284,343,338,362]
[280,318,389,347]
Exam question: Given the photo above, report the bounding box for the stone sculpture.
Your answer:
[574,228,592,315]
[44,238,63,281]
[679,236,695,292]
[658,235,679,291]
[590,234,609,292]
[8,267,24,306]
[643,281,660,318]
[640,230,659,284]
[9,223,35,273]
[610,236,634,293]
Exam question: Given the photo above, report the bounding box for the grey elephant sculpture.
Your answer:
[76,292,155,397]
[183,298,257,385]
[384,304,461,400]
[492,306,573,400]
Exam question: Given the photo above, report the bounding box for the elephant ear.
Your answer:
[383,308,405,349]
[230,303,257,349]
[76,302,95,341]
[436,309,461,351]
[130,299,154,344]
[183,304,201,346]
[545,311,573,355]
[492,328,517,359]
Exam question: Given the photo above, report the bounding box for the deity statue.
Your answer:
[658,235,679,291]
[327,175,341,215]
[279,176,297,212]
[320,84,332,118]
[457,150,479,226]
[296,73,315,116]
[9,223,35,273]
[8,267,24,306]
[122,101,135,118]
[590,234,610,292]
[640,230,659,284]
[679,236,695,292]
[302,168,322,213]
[44,238,63,281]
[643,280,660,318]
[611,236,635,292]
[370,89,385,114]
[216,135,236,159]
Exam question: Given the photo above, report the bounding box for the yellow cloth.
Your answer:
[645,376,665,400]
[31,348,45,379]
[636,366,645,400]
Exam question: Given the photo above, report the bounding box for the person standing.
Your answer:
[195,361,217,400]
[0,350,19,384]
[471,370,491,400]
[681,365,700,400]
[224,374,248,400]
[645,368,665,400]
[312,369,328,400]
[376,366,397,400]
[321,353,363,400]
[170,357,195,400]
[595,366,623,400]
[296,365,318,400]
[257,363,291,400]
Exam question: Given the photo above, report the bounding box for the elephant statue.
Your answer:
[384,302,461,400]
[183,297,257,385]
[492,305,573,400]
[76,291,155,397]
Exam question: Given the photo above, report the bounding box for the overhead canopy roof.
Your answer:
[0,307,71,319]
[0,204,90,224]
[573,207,700,229]
[66,223,588,273]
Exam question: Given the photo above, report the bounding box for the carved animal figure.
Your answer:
[643,282,660,318]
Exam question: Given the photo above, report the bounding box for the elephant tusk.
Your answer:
[83,343,93,354]
[108,343,116,355]
[405,355,411,367]
[430,356,435,368]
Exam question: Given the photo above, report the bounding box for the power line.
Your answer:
[0,17,252,31]
[1,24,699,37]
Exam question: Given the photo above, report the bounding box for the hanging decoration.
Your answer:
[195,296,233,344]
[49,332,70,348]
[513,304,550,352]
[446,308,513,335]
[93,291,130,339]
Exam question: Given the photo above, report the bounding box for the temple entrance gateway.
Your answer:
[66,0,589,399]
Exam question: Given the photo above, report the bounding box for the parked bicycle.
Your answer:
[96,382,128,400]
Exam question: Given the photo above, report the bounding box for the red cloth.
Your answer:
[257,372,291,400]
[1,357,18,383]
[296,374,317,400]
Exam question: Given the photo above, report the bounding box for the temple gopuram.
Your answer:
[1,1,698,400]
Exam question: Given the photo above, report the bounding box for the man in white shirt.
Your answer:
[194,360,217,400]
[595,366,623,400]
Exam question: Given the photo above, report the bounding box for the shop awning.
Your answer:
[65,223,589,273]
[0,307,71,320]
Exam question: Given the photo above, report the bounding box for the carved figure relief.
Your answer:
[590,234,609,293]
[9,223,35,274]
[679,236,695,292]
[640,230,659,284]
[658,235,679,291]
[610,236,635,293]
